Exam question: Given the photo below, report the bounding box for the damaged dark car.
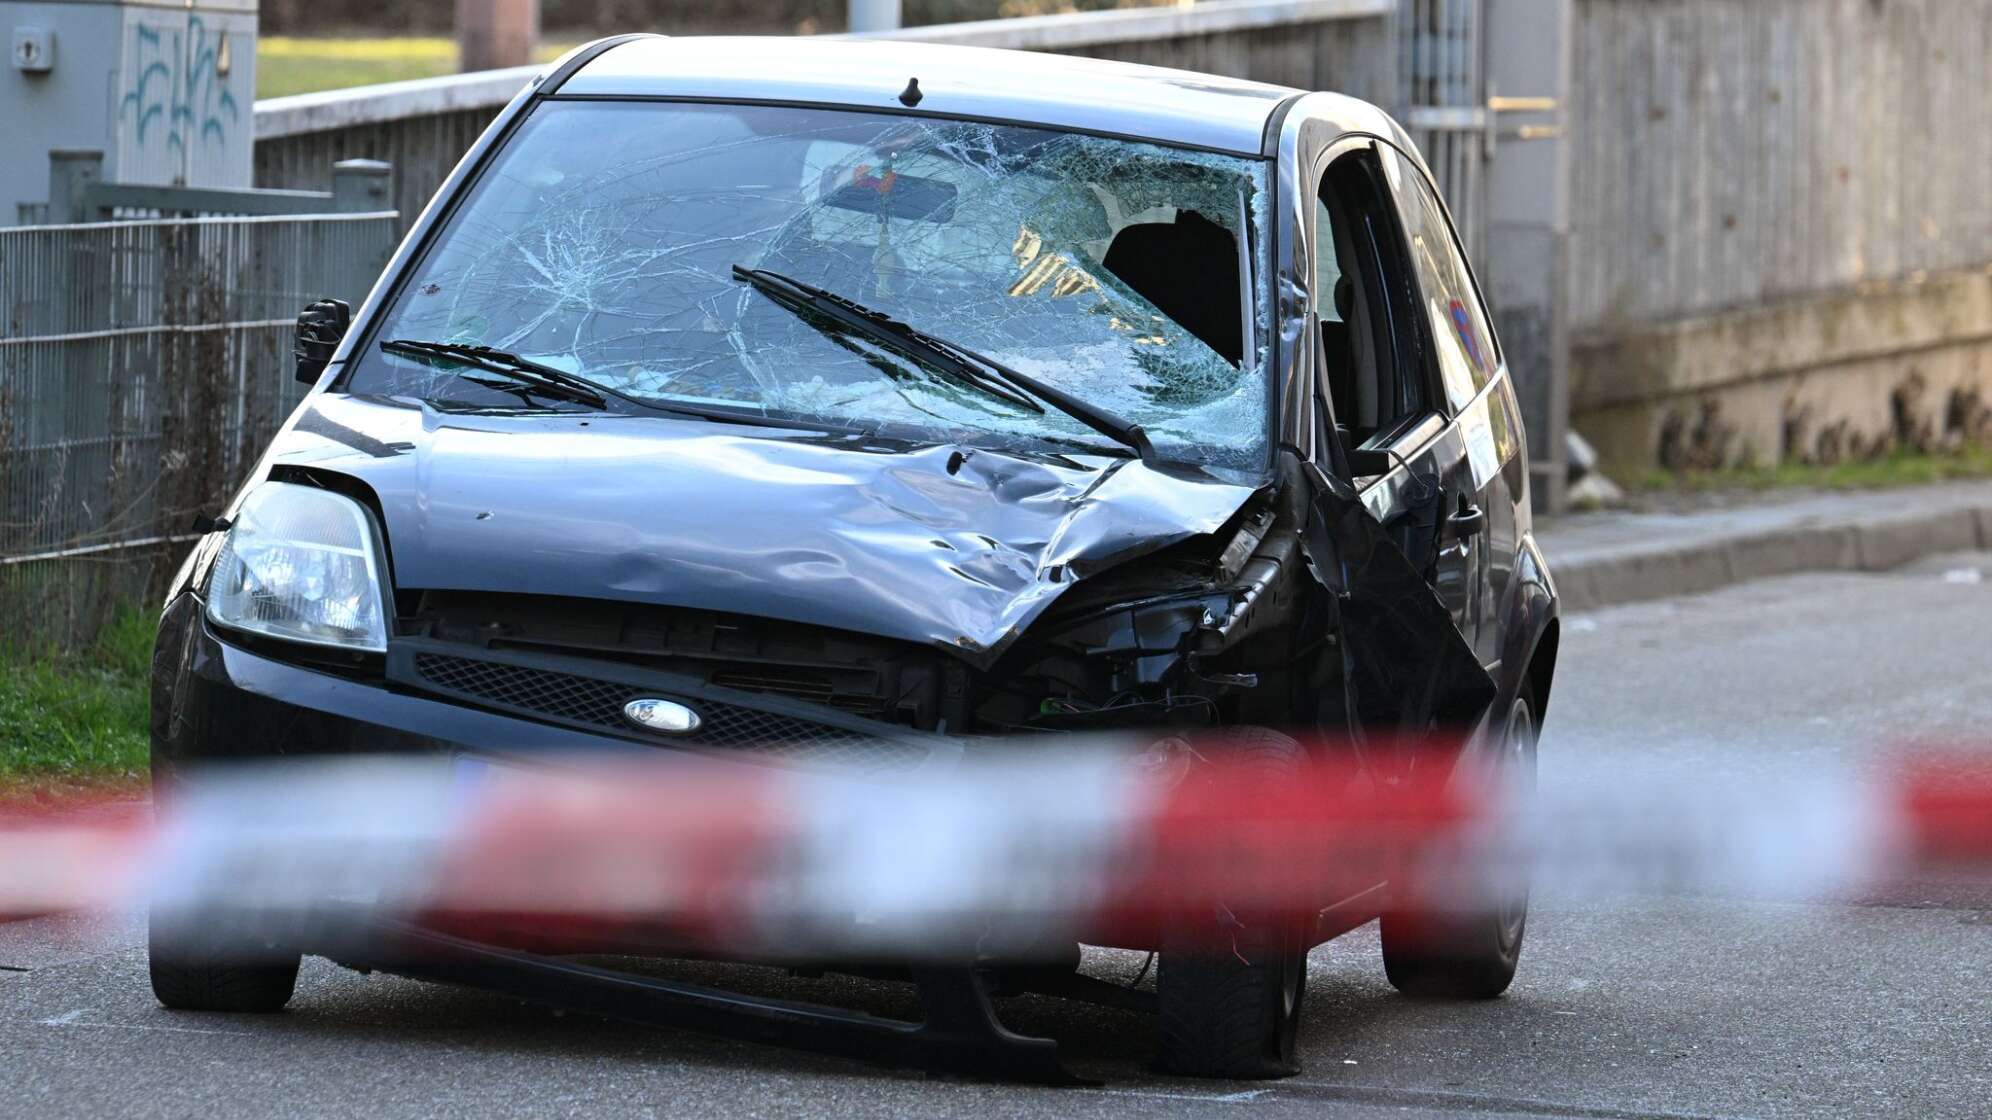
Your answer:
[149,36,1560,1081]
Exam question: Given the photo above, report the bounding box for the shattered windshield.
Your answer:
[345,101,1274,479]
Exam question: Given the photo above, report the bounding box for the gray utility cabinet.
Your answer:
[3,0,258,221]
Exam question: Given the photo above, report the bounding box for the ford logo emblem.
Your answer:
[621,698,701,735]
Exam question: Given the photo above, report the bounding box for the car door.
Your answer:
[1305,140,1491,734]
[1379,145,1519,671]
[1309,143,1482,653]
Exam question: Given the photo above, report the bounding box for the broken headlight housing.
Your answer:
[205,482,389,653]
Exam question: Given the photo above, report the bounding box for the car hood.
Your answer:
[259,395,1259,666]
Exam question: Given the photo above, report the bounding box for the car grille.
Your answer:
[410,652,928,771]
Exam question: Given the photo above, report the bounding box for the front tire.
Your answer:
[148,908,300,1013]
[1155,726,1310,1079]
[1379,697,1536,999]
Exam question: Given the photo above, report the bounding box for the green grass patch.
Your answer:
[257,36,577,99]
[0,607,155,789]
[1626,445,1992,494]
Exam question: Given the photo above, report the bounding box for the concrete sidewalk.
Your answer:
[1537,479,1992,610]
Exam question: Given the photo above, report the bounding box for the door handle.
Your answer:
[1449,501,1486,538]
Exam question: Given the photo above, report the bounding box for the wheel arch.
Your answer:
[1498,531,1560,723]
[1521,617,1558,723]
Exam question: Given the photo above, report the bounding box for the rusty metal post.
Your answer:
[457,0,540,73]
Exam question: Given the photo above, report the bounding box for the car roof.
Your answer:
[557,36,1306,157]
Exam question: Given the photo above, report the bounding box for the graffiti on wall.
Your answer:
[118,16,241,178]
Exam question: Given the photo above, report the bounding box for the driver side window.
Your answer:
[1311,147,1434,456]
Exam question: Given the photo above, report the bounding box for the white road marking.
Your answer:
[1106,1087,1272,1104]
[1280,1080,1732,1119]
[15,1014,252,1037]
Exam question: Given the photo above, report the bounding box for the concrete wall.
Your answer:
[1576,264,1992,471]
[253,0,1398,232]
[1565,0,1992,472]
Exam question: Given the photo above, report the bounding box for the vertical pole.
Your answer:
[330,159,392,214]
[1482,0,1571,514]
[457,0,540,73]
[330,160,398,297]
[848,0,903,34]
[46,150,105,225]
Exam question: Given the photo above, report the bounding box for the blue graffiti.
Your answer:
[118,16,241,165]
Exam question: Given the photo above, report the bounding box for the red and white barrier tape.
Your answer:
[3,740,1988,955]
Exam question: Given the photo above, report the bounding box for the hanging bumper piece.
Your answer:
[346,921,1089,1085]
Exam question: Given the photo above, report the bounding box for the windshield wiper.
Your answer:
[732,265,1157,464]
[731,267,1041,416]
[380,339,813,432]
[381,339,613,409]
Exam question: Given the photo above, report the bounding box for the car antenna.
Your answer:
[898,77,923,107]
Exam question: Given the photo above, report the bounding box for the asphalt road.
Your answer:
[5,554,1990,1119]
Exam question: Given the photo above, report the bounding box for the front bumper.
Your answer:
[150,601,1107,1084]
[151,592,1072,957]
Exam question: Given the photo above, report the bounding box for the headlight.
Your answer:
[205,481,390,652]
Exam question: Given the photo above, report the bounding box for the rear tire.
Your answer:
[148,908,300,1013]
[1379,697,1536,999]
[1155,726,1310,1079]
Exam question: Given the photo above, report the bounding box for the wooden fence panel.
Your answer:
[1567,0,1992,334]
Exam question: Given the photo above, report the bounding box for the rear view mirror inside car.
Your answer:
[821,169,958,222]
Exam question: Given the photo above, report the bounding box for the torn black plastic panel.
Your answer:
[1298,462,1497,734]
[346,921,1088,1085]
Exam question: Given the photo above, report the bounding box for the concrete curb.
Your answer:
[1543,489,1992,612]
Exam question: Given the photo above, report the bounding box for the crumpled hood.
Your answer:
[260,395,1258,664]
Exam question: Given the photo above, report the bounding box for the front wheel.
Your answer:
[148,908,300,1013]
[1379,697,1536,999]
[1154,726,1310,1079]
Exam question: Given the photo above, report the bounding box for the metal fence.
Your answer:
[1396,0,1485,260]
[1,212,397,650]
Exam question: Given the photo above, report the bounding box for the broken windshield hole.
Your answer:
[1102,209,1243,365]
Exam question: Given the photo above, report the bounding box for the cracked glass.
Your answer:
[345,101,1274,479]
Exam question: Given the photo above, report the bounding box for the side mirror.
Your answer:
[294,298,351,384]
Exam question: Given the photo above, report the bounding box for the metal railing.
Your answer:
[34,151,394,227]
[1,210,398,649]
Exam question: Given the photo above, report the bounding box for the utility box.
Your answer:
[3,0,257,223]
